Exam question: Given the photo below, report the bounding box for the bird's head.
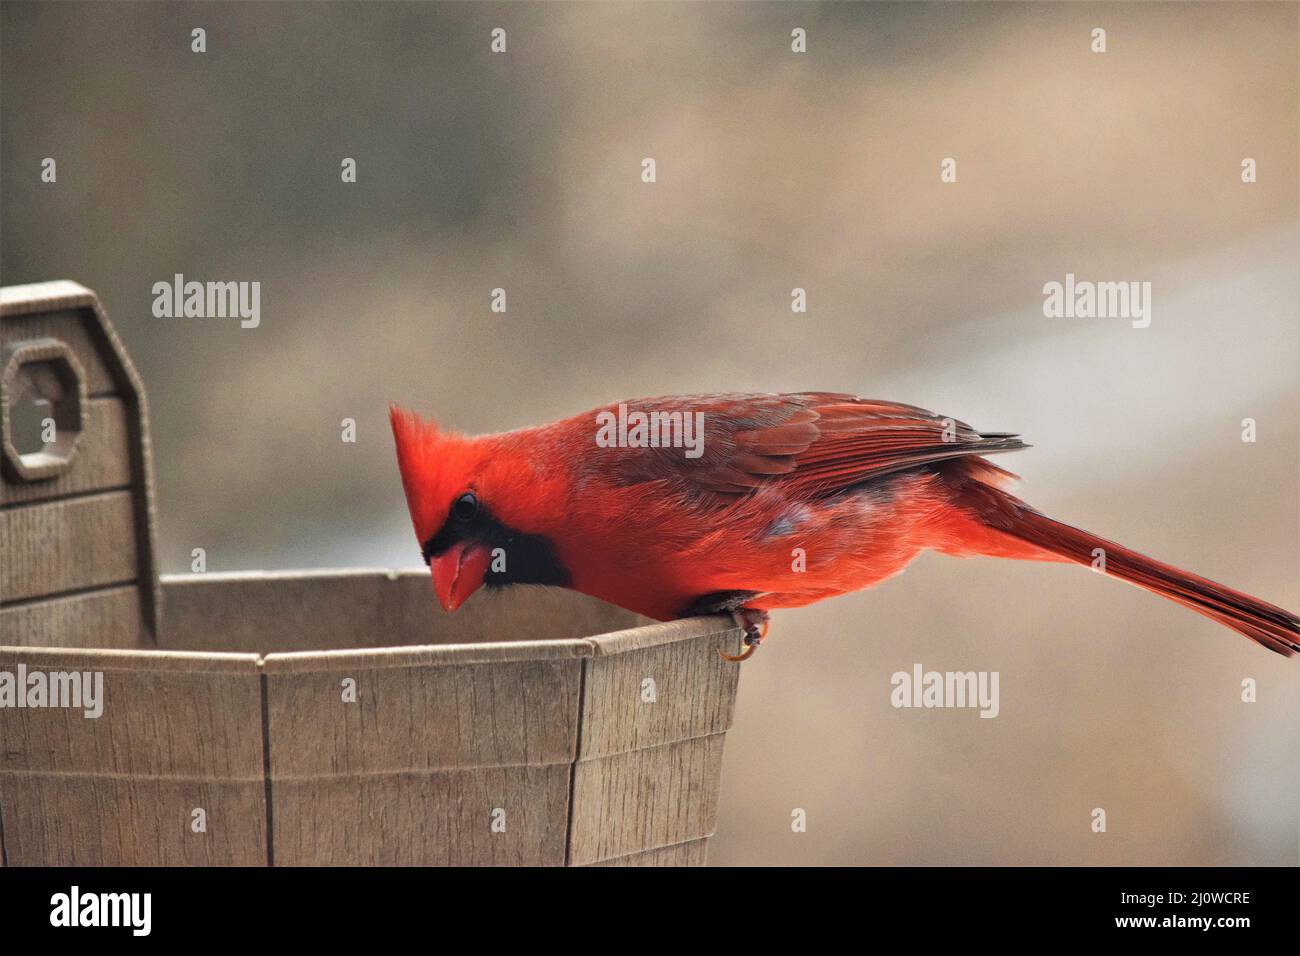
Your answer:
[389,405,570,612]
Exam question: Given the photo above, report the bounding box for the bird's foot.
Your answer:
[719,608,770,662]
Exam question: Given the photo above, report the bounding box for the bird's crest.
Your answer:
[389,404,481,545]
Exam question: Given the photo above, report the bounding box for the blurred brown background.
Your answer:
[3,1,1296,865]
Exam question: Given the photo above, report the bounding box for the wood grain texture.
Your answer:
[263,655,584,774]
[388,572,647,646]
[1,776,266,866]
[0,647,265,866]
[566,621,741,865]
[0,281,161,638]
[0,585,144,648]
[0,572,741,866]
[161,570,645,653]
[587,615,739,656]
[272,766,570,866]
[0,491,138,602]
[262,650,585,868]
[0,309,116,396]
[264,639,592,671]
[263,650,584,865]
[585,837,710,867]
[1,397,132,506]
[568,733,728,866]
[162,571,394,653]
[580,624,740,760]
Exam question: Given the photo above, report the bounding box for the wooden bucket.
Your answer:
[0,281,743,866]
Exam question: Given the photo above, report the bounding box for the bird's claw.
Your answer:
[718,609,769,662]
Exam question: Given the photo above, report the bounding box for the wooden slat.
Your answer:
[0,309,117,396]
[567,619,738,866]
[0,647,265,866]
[1,777,266,866]
[0,644,259,672]
[160,570,645,653]
[265,640,592,671]
[272,766,570,866]
[0,648,262,775]
[1,397,132,505]
[585,837,710,867]
[0,491,137,602]
[262,654,585,775]
[161,571,393,653]
[587,615,739,656]
[0,585,144,648]
[568,733,728,866]
[387,571,646,645]
[579,623,740,760]
[263,649,584,865]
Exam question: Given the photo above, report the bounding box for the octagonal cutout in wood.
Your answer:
[2,338,89,482]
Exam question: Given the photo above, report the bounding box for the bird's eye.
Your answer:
[452,492,479,522]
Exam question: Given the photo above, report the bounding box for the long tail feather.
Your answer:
[949,472,1300,657]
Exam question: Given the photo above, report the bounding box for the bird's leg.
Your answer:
[677,591,769,663]
[719,607,770,662]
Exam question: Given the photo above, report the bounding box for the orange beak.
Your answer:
[431,541,490,612]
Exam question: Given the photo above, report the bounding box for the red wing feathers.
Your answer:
[600,392,1027,499]
[780,400,1027,497]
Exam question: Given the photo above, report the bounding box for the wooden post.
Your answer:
[1,281,160,646]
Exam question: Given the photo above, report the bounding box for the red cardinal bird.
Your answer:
[390,393,1299,661]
